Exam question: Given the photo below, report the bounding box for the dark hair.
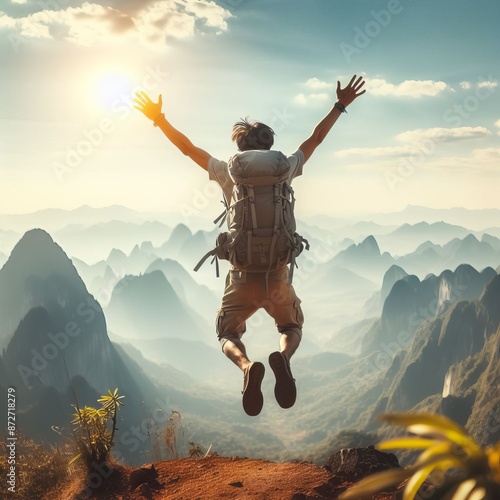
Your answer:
[231,117,275,151]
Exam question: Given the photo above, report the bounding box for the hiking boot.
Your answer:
[269,351,296,409]
[242,361,265,416]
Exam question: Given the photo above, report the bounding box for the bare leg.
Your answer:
[269,330,301,409]
[279,330,301,362]
[223,338,265,416]
[222,338,252,372]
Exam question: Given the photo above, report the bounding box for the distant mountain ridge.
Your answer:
[372,274,500,444]
[361,263,497,356]
[396,233,500,277]
[105,270,209,342]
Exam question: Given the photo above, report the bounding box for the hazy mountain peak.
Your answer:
[0,229,91,350]
[479,274,500,325]
[2,228,81,282]
[9,229,63,260]
[463,233,480,243]
[140,241,154,253]
[170,223,192,239]
[107,248,127,262]
[381,265,408,303]
[360,235,380,255]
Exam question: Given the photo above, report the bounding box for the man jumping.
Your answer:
[134,75,366,416]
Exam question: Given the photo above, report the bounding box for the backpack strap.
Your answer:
[247,185,258,230]
[194,232,231,277]
[213,199,229,227]
[193,248,220,277]
[263,183,282,297]
[288,234,310,284]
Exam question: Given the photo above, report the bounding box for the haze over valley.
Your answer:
[1,204,499,466]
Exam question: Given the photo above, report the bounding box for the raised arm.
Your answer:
[299,75,366,163]
[133,91,211,171]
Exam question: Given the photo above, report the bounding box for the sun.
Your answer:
[92,70,137,111]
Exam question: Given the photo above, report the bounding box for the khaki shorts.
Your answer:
[216,266,304,347]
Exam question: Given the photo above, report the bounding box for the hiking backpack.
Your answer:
[195,150,309,284]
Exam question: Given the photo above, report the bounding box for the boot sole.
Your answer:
[269,351,296,409]
[242,362,265,416]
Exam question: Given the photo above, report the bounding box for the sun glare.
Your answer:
[92,70,137,111]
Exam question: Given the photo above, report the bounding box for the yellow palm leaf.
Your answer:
[378,437,437,451]
[381,413,468,436]
[402,462,437,499]
[338,467,410,499]
[487,443,500,483]
[450,478,477,500]
[381,413,483,457]
[401,453,463,499]
[414,441,455,465]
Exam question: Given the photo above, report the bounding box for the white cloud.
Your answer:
[0,13,18,29]
[336,127,493,159]
[304,77,334,90]
[336,145,424,158]
[293,91,330,105]
[477,80,498,89]
[293,93,307,105]
[310,92,329,100]
[366,78,449,98]
[396,126,492,143]
[294,77,335,105]
[0,0,232,46]
[459,80,497,91]
[471,147,500,160]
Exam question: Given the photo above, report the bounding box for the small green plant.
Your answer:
[70,388,125,470]
[188,441,204,458]
[340,412,500,500]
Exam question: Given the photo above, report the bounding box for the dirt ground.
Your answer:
[57,455,397,499]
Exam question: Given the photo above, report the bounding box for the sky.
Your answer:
[0,0,499,219]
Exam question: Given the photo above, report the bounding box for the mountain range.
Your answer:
[0,214,499,469]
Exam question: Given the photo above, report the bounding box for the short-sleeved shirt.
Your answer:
[208,150,305,205]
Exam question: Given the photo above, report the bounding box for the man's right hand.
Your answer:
[134,90,211,170]
[133,91,163,121]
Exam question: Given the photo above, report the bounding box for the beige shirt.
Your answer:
[208,150,305,205]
